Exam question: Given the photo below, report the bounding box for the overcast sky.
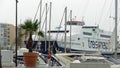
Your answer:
[0,0,119,32]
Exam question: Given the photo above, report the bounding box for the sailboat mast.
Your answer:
[45,3,48,51]
[49,2,52,50]
[70,10,72,52]
[64,7,67,53]
[39,0,42,29]
[114,0,118,59]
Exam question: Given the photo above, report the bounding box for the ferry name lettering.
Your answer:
[88,40,107,49]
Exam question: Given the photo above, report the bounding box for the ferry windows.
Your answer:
[92,29,95,31]
[78,38,80,40]
[67,23,77,25]
[100,34,110,38]
[66,22,77,25]
[83,32,92,35]
[66,21,85,25]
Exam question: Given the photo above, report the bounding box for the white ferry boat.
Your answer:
[49,20,116,54]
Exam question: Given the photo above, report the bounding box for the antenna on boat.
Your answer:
[82,16,84,22]
[114,0,118,59]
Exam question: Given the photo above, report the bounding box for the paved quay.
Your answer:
[2,64,64,68]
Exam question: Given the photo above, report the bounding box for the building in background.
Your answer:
[0,23,15,49]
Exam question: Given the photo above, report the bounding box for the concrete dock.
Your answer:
[2,64,64,68]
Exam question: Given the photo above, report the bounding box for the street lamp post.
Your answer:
[15,0,18,67]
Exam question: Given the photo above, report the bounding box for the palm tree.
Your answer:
[19,19,44,52]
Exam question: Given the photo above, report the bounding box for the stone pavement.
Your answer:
[2,64,64,68]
